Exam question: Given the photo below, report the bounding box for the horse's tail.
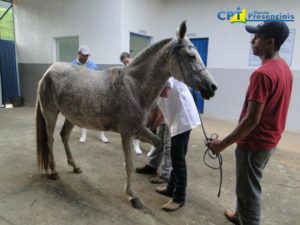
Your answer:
[36,99,49,172]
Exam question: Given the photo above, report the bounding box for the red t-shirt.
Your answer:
[237,58,293,151]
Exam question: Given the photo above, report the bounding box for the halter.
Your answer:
[170,40,223,198]
[170,41,208,91]
[170,41,207,72]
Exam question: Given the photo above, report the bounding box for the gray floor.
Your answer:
[0,107,299,225]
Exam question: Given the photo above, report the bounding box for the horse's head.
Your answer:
[169,21,217,100]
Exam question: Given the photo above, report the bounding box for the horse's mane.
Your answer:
[130,38,173,66]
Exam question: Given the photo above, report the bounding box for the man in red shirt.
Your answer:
[207,21,293,225]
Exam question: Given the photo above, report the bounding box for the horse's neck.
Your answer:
[128,39,173,108]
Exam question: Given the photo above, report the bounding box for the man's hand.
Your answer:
[147,106,163,132]
[206,101,265,154]
[206,139,227,154]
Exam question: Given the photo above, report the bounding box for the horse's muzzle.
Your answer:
[194,77,217,100]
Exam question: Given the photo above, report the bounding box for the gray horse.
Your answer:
[36,21,217,208]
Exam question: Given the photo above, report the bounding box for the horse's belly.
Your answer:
[60,109,118,132]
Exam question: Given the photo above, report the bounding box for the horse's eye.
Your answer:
[189,55,196,60]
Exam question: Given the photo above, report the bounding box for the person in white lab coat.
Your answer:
[137,77,201,211]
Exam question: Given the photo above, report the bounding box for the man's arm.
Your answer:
[147,87,171,131]
[160,87,171,98]
[207,101,265,154]
[149,109,164,132]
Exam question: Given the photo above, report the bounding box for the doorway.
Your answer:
[190,38,209,113]
[129,33,151,58]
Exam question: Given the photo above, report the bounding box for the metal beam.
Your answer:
[0,3,12,21]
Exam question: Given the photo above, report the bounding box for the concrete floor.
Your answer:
[0,107,299,225]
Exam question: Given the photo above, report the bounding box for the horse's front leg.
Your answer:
[121,134,143,209]
[136,127,162,148]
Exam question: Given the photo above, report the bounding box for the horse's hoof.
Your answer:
[130,197,143,209]
[73,167,82,174]
[48,173,60,180]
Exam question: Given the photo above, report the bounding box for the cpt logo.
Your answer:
[217,6,247,23]
[217,6,295,24]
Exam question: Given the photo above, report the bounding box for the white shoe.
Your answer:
[79,129,87,143]
[79,136,86,143]
[133,139,143,155]
[99,132,109,143]
[147,146,155,157]
[134,146,143,155]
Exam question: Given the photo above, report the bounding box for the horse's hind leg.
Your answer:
[44,111,60,180]
[121,134,143,209]
[60,119,82,174]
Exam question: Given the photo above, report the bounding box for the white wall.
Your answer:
[163,0,300,70]
[161,0,300,132]
[13,0,300,67]
[120,0,166,53]
[13,0,300,131]
[14,0,122,64]
[14,0,167,64]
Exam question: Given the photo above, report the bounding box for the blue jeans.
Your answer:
[235,147,274,225]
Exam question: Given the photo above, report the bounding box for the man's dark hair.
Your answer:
[120,52,131,62]
[267,35,285,51]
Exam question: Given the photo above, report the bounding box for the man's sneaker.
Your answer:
[150,176,168,184]
[79,136,86,143]
[133,146,143,155]
[99,132,109,143]
[135,164,156,174]
[133,139,143,155]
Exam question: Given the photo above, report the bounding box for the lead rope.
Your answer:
[170,42,223,197]
[198,112,223,198]
[190,87,223,198]
[189,76,223,198]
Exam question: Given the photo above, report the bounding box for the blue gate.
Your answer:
[0,40,20,104]
[190,38,209,114]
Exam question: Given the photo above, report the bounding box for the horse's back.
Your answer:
[37,62,130,130]
[42,62,99,83]
[40,62,107,96]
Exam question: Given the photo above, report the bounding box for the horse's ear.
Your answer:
[177,20,187,41]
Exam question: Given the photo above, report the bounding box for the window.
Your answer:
[0,1,14,41]
[130,33,151,57]
[55,36,79,62]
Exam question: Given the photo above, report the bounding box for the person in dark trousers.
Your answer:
[135,83,172,185]
[137,77,200,211]
[207,21,293,225]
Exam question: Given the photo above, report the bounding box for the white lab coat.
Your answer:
[158,77,201,137]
